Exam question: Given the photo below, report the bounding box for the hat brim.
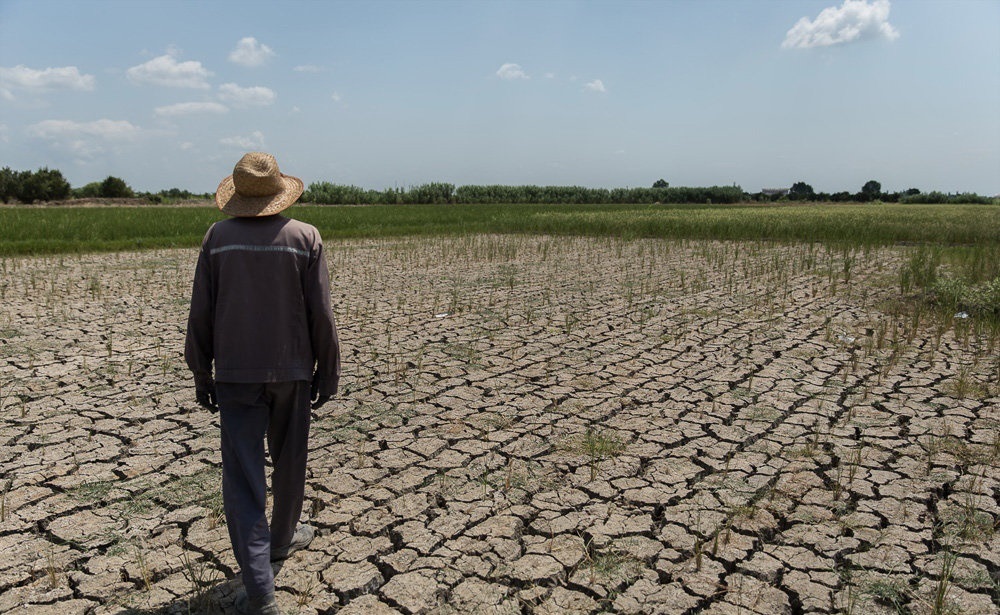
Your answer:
[215,174,304,217]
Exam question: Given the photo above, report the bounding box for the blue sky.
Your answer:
[1,0,997,195]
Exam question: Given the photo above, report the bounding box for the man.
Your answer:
[185,152,341,615]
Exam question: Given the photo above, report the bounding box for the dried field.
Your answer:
[1,235,997,615]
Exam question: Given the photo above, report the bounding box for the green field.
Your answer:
[2,201,999,257]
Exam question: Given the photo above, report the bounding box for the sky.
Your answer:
[1,0,998,195]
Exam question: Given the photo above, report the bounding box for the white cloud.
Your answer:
[127,52,212,88]
[782,0,899,49]
[331,92,342,103]
[584,79,606,93]
[293,64,324,73]
[26,119,146,160]
[220,130,265,149]
[229,37,275,67]
[496,63,528,80]
[0,65,96,95]
[154,101,229,117]
[27,118,143,140]
[64,139,105,159]
[218,83,276,107]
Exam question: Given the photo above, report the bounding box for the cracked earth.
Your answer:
[1,235,998,614]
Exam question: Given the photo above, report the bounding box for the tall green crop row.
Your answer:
[303,183,744,205]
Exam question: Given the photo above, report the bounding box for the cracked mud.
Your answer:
[1,235,998,614]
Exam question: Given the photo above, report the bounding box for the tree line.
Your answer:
[302,179,994,205]
[1,166,994,206]
[760,180,994,204]
[0,167,211,204]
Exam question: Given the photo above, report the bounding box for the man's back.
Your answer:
[185,214,340,393]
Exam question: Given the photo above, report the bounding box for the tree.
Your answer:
[860,180,882,201]
[98,175,134,198]
[788,181,815,201]
[16,167,71,203]
[0,167,20,203]
[73,182,102,199]
[652,179,669,189]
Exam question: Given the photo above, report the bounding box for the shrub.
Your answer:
[901,192,993,205]
[931,276,1000,317]
[99,176,134,198]
[141,188,212,203]
[73,182,103,199]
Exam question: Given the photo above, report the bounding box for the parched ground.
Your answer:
[0,235,997,615]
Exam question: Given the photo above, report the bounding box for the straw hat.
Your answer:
[215,152,304,217]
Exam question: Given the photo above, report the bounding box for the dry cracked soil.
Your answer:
[0,235,997,615]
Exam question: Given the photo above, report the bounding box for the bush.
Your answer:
[902,191,949,204]
[73,182,103,199]
[99,176,134,198]
[134,188,213,203]
[902,192,993,205]
[931,276,1000,316]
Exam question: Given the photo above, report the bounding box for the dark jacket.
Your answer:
[185,215,341,396]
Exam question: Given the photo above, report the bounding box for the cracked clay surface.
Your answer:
[1,235,997,614]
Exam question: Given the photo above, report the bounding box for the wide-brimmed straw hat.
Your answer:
[215,152,304,217]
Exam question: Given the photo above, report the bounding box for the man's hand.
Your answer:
[196,381,218,412]
[310,379,331,410]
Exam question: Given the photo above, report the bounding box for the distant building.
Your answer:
[761,188,789,197]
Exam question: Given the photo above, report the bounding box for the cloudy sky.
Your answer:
[1,0,997,195]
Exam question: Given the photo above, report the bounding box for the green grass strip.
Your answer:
[1,202,998,256]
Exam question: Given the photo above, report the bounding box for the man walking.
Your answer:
[185,152,341,615]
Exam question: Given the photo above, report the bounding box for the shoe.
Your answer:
[270,524,315,561]
[235,590,280,615]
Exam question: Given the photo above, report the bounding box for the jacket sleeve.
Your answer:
[184,234,215,389]
[306,235,341,396]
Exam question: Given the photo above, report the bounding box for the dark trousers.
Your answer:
[217,381,311,599]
